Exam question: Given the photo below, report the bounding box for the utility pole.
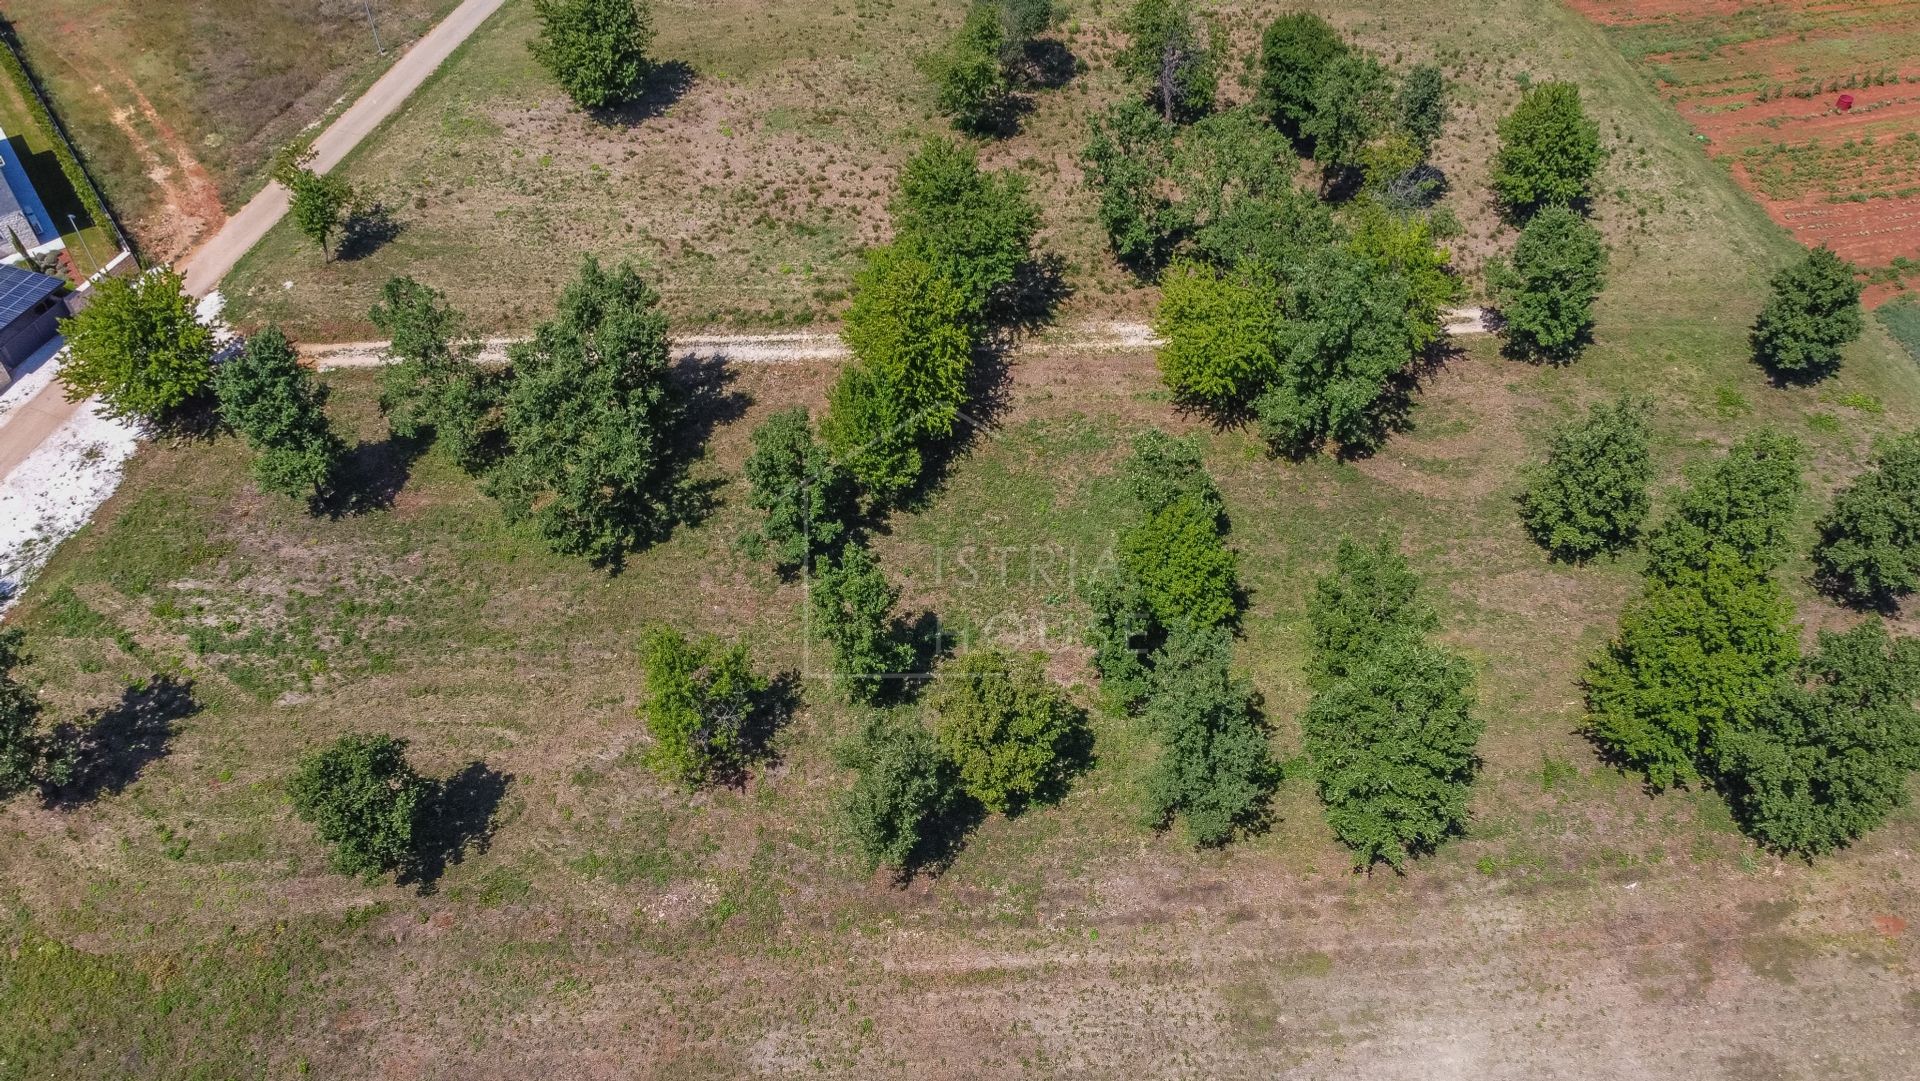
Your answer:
[362,0,386,55]
[67,213,98,272]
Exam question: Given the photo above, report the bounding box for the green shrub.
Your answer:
[0,629,47,799]
[372,276,499,474]
[58,268,213,425]
[1152,260,1285,409]
[1081,100,1186,271]
[1492,82,1603,215]
[927,648,1084,813]
[1814,431,1920,605]
[810,543,917,703]
[1517,395,1654,561]
[1750,245,1864,381]
[1305,536,1436,683]
[529,0,654,110]
[891,138,1039,321]
[1396,63,1448,150]
[638,628,769,787]
[213,327,345,504]
[1643,429,1805,579]
[837,714,962,875]
[287,734,429,880]
[1121,491,1241,633]
[925,2,1010,134]
[1489,204,1607,361]
[743,407,859,574]
[1258,11,1347,136]
[1255,246,1414,456]
[1141,625,1275,846]
[1117,0,1219,123]
[1301,53,1393,184]
[1718,621,1920,856]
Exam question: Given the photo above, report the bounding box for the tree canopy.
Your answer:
[810,542,917,703]
[1518,395,1654,562]
[371,275,499,473]
[743,406,859,575]
[287,733,429,880]
[1117,0,1218,123]
[927,648,1084,813]
[638,627,769,787]
[1815,430,1920,606]
[891,138,1040,322]
[1750,245,1863,381]
[1152,260,1286,409]
[58,268,213,424]
[1141,625,1276,846]
[212,326,345,504]
[1490,204,1607,361]
[1258,12,1347,137]
[1492,82,1604,215]
[837,713,962,875]
[529,0,655,110]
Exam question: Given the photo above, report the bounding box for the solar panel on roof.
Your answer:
[0,262,62,326]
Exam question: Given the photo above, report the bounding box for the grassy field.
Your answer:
[7,0,1920,1075]
[0,0,462,261]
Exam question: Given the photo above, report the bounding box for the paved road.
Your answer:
[0,0,508,485]
[180,0,509,297]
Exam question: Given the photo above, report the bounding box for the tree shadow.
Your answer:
[667,352,752,533]
[42,675,199,808]
[737,670,803,773]
[336,202,404,262]
[321,433,428,517]
[1007,707,1096,817]
[897,790,987,883]
[1327,337,1461,461]
[888,340,1017,514]
[1013,39,1079,90]
[997,252,1075,334]
[594,60,696,127]
[400,761,513,894]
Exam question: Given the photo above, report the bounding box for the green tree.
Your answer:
[1117,0,1219,123]
[837,713,962,875]
[1141,625,1276,846]
[1303,637,1480,869]
[370,276,498,473]
[811,543,917,703]
[1396,63,1448,150]
[213,327,345,504]
[925,2,1011,134]
[1346,200,1459,353]
[927,648,1084,813]
[891,138,1040,321]
[1489,204,1607,361]
[1121,429,1224,518]
[287,733,429,880]
[1120,491,1241,633]
[1081,100,1186,270]
[1258,11,1347,137]
[285,167,353,259]
[1301,52,1394,186]
[821,247,974,501]
[1152,260,1285,409]
[743,406,859,574]
[1717,621,1920,857]
[1305,535,1436,683]
[1643,429,1805,579]
[58,268,213,424]
[0,629,47,799]
[1255,246,1414,456]
[1815,431,1920,605]
[638,627,769,787]
[529,0,654,109]
[488,258,686,565]
[1492,81,1604,215]
[1517,395,1655,562]
[1750,246,1863,381]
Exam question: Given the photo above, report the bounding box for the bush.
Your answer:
[1489,204,1606,361]
[638,627,769,787]
[1121,491,1241,633]
[925,2,1011,134]
[371,276,499,473]
[1255,246,1414,456]
[743,407,859,574]
[1151,261,1285,409]
[0,629,48,799]
[927,648,1083,813]
[1643,429,1804,579]
[287,733,429,880]
[1492,82,1603,215]
[58,268,213,425]
[837,714,962,875]
[1346,200,1459,353]
[1141,625,1275,846]
[1082,100,1186,270]
[1117,0,1219,123]
[891,138,1040,322]
[1305,536,1436,683]
[1301,53,1393,185]
[284,164,354,259]
[529,0,654,110]
[1517,395,1654,561]
[1717,621,1920,856]
[1303,638,1479,869]
[1814,431,1920,605]
[213,327,346,504]
[1750,246,1863,381]
[489,258,687,565]
[810,543,917,703]
[1396,63,1447,150]
[1258,12,1347,137]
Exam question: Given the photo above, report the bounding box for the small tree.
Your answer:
[1301,53,1393,187]
[1082,100,1186,271]
[58,268,213,424]
[1815,431,1920,605]
[743,406,859,574]
[1717,621,1920,857]
[1152,261,1285,410]
[371,276,498,473]
[1258,12,1347,137]
[1643,429,1805,580]
[1120,490,1240,633]
[1750,245,1863,381]
[1517,395,1654,562]
[1255,246,1414,457]
[927,648,1083,813]
[0,629,48,799]
[891,138,1040,321]
[638,627,768,787]
[488,258,686,565]
[287,733,429,880]
[213,327,346,504]
[529,0,654,110]
[1117,0,1219,123]
[1492,82,1604,216]
[837,713,961,875]
[810,543,917,703]
[1303,637,1480,869]
[1305,536,1437,683]
[1396,63,1448,151]
[1489,204,1607,361]
[1141,625,1275,846]
[925,2,1011,134]
[286,167,354,260]
[1346,200,1459,353]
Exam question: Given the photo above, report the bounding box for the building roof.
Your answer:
[0,262,64,326]
[0,125,54,246]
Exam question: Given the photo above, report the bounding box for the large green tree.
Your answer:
[927,648,1084,813]
[1305,536,1436,684]
[1490,204,1607,361]
[1814,431,1920,605]
[488,258,687,565]
[1517,395,1654,562]
[287,733,429,880]
[58,268,213,424]
[212,327,346,504]
[1255,246,1414,457]
[1081,100,1186,270]
[529,0,655,110]
[1301,53,1393,187]
[1492,82,1604,216]
[1258,11,1347,137]
[1141,625,1276,846]
[891,138,1040,322]
[1750,245,1863,381]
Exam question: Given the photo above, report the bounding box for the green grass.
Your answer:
[1879,294,1920,365]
